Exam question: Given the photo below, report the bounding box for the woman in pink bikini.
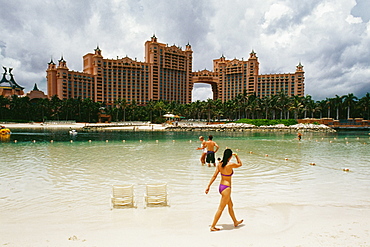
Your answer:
[205,148,243,231]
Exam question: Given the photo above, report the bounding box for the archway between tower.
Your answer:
[191,70,219,101]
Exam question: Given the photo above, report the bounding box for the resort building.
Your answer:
[47,35,304,105]
[47,35,193,105]
[192,51,305,101]
[0,67,25,97]
[25,83,48,100]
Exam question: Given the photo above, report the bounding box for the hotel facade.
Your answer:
[47,35,304,105]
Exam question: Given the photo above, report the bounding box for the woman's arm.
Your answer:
[205,166,220,194]
[229,153,242,168]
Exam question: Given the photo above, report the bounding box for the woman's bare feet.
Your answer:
[234,219,243,227]
[210,226,221,231]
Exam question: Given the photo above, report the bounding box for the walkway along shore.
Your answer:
[3,122,336,132]
[166,123,336,132]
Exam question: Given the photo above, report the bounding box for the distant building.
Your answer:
[47,35,304,105]
[193,51,304,101]
[0,67,25,97]
[47,35,193,105]
[25,83,48,100]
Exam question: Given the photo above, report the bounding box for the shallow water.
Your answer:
[1,130,369,225]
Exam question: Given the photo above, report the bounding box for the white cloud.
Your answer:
[0,0,369,100]
[261,3,293,29]
[346,15,363,24]
[192,84,213,101]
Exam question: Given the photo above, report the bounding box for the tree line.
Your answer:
[0,91,369,123]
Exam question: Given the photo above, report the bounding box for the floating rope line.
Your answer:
[243,149,362,174]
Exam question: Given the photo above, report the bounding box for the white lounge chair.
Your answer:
[144,183,169,208]
[111,184,135,208]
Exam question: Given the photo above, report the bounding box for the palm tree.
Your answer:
[342,93,358,119]
[325,97,333,119]
[269,94,279,119]
[246,93,257,119]
[129,99,138,121]
[289,95,303,119]
[306,95,316,118]
[49,95,62,120]
[9,95,31,121]
[333,95,342,120]
[224,99,236,120]
[277,91,289,119]
[114,98,121,121]
[81,98,98,122]
[212,99,223,121]
[234,93,245,119]
[0,95,10,120]
[146,100,156,122]
[317,99,327,119]
[60,98,77,120]
[242,93,252,119]
[35,98,50,122]
[261,96,273,119]
[154,100,166,119]
[302,95,314,118]
[359,93,370,120]
[205,98,216,122]
[191,100,205,120]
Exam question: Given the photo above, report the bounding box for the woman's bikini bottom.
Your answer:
[219,184,230,194]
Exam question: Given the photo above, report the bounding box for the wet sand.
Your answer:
[1,204,369,246]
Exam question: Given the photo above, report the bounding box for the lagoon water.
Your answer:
[1,129,370,245]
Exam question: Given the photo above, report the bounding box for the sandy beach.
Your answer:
[2,202,369,246]
[3,122,167,131]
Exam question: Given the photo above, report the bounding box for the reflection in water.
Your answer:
[1,130,369,223]
[0,134,11,142]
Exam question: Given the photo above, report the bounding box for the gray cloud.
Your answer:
[0,0,369,101]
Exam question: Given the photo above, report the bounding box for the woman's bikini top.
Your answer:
[221,170,234,177]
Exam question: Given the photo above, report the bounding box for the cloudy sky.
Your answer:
[0,0,369,101]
